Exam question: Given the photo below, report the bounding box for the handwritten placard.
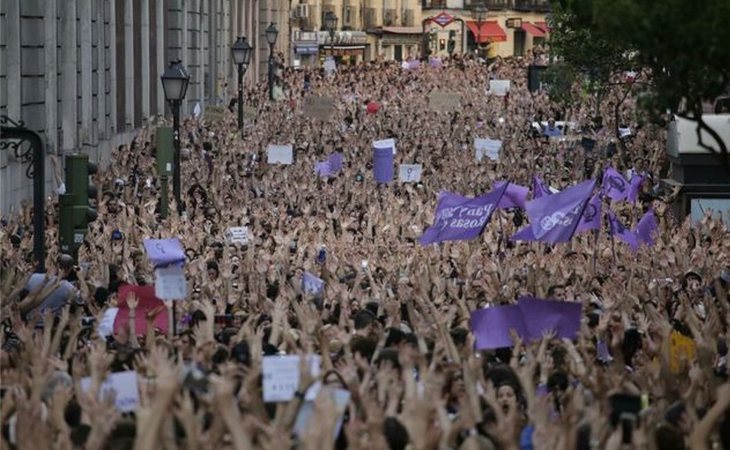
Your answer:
[154,265,187,300]
[227,226,251,245]
[399,164,423,183]
[80,371,139,412]
[428,90,461,112]
[267,144,294,165]
[475,138,502,162]
[488,80,511,96]
[262,355,321,402]
[303,96,335,120]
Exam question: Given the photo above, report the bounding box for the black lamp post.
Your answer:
[160,59,190,211]
[324,11,338,62]
[265,23,278,101]
[474,5,487,58]
[231,36,253,130]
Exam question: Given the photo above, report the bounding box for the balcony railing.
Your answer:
[404,9,415,26]
[513,0,551,12]
[464,0,510,9]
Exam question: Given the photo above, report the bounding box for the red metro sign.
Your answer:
[432,12,454,27]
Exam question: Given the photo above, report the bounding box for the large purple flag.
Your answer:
[373,147,394,183]
[328,152,344,172]
[471,297,582,350]
[532,175,552,199]
[494,181,529,209]
[420,184,508,245]
[627,174,644,203]
[635,209,657,247]
[510,225,537,242]
[525,179,596,244]
[315,161,333,178]
[602,167,629,202]
[608,211,639,250]
[143,238,185,268]
[575,194,602,234]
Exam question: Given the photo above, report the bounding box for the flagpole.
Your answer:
[609,227,617,264]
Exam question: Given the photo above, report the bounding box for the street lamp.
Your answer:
[324,11,338,62]
[265,22,278,101]
[474,4,487,58]
[231,36,253,130]
[160,59,190,211]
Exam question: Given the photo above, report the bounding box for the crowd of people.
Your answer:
[1,50,729,450]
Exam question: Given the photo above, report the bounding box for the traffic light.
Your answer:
[447,30,456,54]
[59,154,98,255]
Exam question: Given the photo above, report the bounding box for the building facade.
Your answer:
[421,0,550,58]
[0,0,288,214]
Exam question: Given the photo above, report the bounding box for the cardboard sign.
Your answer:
[489,80,511,96]
[303,96,335,120]
[205,105,228,122]
[116,285,170,336]
[302,271,325,296]
[80,371,139,412]
[262,355,321,402]
[293,388,351,441]
[669,331,697,373]
[475,138,502,162]
[143,238,185,268]
[428,90,461,112]
[324,57,336,75]
[399,164,423,183]
[227,226,251,244]
[267,144,294,165]
[154,265,187,300]
[193,102,202,119]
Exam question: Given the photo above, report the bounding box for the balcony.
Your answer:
[404,9,415,27]
[421,0,447,9]
[513,0,551,12]
[364,8,380,29]
[464,0,509,10]
[384,8,397,26]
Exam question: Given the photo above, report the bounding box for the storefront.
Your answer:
[292,31,319,68]
[375,27,423,61]
[318,31,369,66]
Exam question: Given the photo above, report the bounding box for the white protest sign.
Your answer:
[619,127,632,138]
[262,355,321,402]
[488,80,511,96]
[267,144,294,165]
[428,90,461,112]
[154,265,187,300]
[399,164,423,183]
[303,96,335,120]
[475,138,502,162]
[80,371,139,412]
[227,226,251,245]
[324,57,336,75]
[294,388,351,441]
[97,308,119,339]
[193,102,202,119]
[373,138,397,155]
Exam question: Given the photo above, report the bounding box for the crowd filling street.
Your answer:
[1,51,729,450]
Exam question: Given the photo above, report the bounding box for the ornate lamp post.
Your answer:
[160,60,190,210]
[265,23,279,101]
[231,36,253,130]
[324,11,338,62]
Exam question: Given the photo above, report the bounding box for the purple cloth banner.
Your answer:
[408,60,421,70]
[532,175,552,199]
[525,179,596,244]
[494,181,529,209]
[420,184,508,245]
[635,209,657,247]
[627,174,644,203]
[328,152,344,172]
[373,147,394,183]
[602,167,629,202]
[509,225,537,242]
[608,211,639,250]
[143,238,185,268]
[315,161,333,178]
[429,57,443,68]
[471,297,582,350]
[302,271,325,296]
[575,194,602,234]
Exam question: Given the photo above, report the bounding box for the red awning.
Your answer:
[534,21,550,33]
[466,21,507,43]
[521,22,546,37]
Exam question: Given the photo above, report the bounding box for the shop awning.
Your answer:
[521,22,546,37]
[381,26,423,34]
[466,21,507,43]
[534,21,550,33]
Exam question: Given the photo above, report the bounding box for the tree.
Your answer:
[549,0,730,171]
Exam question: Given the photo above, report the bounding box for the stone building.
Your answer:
[0,0,288,214]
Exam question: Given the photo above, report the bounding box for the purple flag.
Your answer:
[608,211,639,250]
[315,161,333,178]
[532,175,552,199]
[429,57,442,68]
[525,179,596,244]
[494,181,529,209]
[635,209,657,247]
[302,271,325,296]
[420,184,508,245]
[509,225,537,242]
[328,152,344,172]
[143,238,185,268]
[373,147,394,183]
[575,194,602,234]
[471,297,582,350]
[408,60,421,70]
[627,174,644,203]
[602,167,629,202]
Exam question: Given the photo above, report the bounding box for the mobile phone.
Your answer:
[620,413,636,445]
[361,260,369,269]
